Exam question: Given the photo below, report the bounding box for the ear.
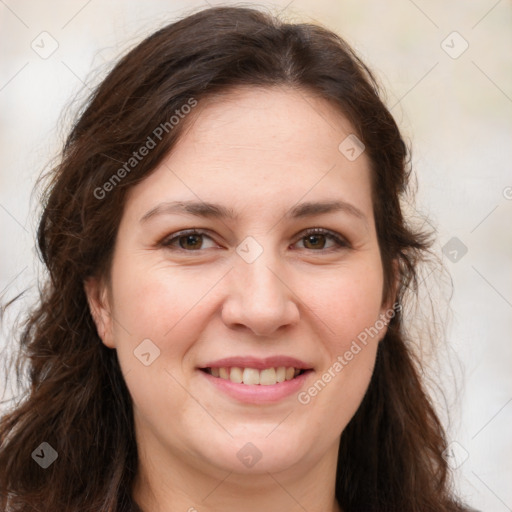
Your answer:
[84,277,115,348]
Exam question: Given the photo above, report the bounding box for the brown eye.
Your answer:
[294,228,349,251]
[161,230,217,251]
[303,233,327,250]
[178,234,203,250]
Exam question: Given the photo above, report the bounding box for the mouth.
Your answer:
[199,366,311,386]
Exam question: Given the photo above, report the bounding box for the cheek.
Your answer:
[108,261,207,425]
[110,257,209,343]
[312,262,385,351]
[106,257,231,399]
[299,262,384,422]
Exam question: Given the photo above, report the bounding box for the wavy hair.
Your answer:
[0,6,471,511]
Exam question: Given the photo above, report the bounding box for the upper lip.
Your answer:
[200,356,314,371]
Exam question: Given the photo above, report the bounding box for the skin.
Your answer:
[85,86,394,512]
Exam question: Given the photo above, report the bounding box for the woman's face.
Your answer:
[86,86,392,480]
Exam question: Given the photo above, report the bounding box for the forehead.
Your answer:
[124,86,374,223]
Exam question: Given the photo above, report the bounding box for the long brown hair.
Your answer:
[0,6,471,511]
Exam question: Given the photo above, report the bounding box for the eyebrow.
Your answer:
[139,199,368,225]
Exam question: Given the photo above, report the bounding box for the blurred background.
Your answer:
[1,1,511,510]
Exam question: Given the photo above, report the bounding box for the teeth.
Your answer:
[259,368,277,385]
[209,366,303,385]
[230,367,243,383]
[242,368,260,385]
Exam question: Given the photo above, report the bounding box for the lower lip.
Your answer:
[198,369,313,404]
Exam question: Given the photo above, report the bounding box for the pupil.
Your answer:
[180,234,202,250]
[305,234,325,249]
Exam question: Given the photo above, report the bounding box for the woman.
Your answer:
[0,6,474,512]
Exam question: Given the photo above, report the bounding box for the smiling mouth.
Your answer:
[200,366,310,386]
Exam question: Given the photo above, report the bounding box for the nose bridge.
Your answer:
[222,239,299,336]
[243,253,284,304]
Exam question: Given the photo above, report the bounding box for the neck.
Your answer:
[132,433,343,512]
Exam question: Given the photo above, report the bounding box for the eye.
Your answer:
[160,229,218,251]
[293,228,350,251]
[160,227,350,253]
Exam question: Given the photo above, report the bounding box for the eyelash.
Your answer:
[160,228,350,253]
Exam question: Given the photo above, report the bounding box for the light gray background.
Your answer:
[1,1,511,511]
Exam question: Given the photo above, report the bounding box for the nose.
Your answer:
[221,251,300,337]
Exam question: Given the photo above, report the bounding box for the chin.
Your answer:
[193,429,312,475]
